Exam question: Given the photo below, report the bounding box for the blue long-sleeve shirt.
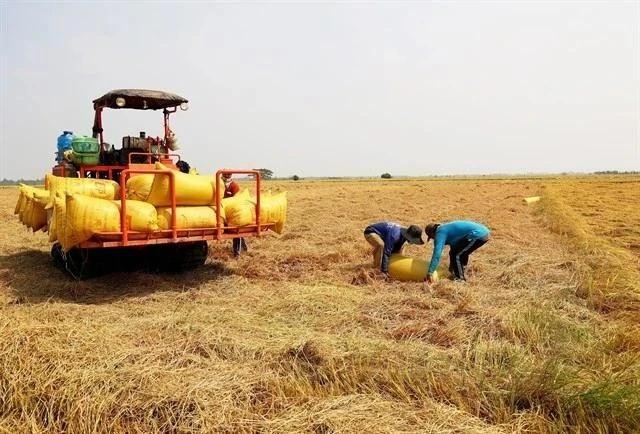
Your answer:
[428,221,490,274]
[364,222,406,273]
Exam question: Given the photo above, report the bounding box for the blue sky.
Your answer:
[1,1,638,179]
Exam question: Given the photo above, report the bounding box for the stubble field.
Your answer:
[0,176,639,433]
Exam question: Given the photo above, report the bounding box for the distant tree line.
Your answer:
[0,178,44,186]
[593,170,640,175]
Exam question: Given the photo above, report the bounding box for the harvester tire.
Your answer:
[53,247,109,280]
[51,242,65,270]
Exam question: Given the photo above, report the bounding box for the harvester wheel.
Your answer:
[64,248,92,279]
[52,246,105,280]
[51,242,65,270]
[51,243,88,279]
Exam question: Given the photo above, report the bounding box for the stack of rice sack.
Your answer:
[221,188,287,234]
[15,185,50,232]
[16,163,288,251]
[127,163,287,234]
[126,162,221,230]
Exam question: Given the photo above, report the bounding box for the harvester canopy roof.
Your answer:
[93,89,188,110]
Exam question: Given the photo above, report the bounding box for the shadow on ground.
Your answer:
[0,249,234,305]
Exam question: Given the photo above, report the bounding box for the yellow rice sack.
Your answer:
[46,174,119,208]
[54,195,68,247]
[31,187,49,203]
[388,254,438,282]
[221,188,250,206]
[63,195,161,250]
[257,191,287,234]
[63,194,121,250]
[16,185,34,221]
[17,189,46,232]
[112,200,159,232]
[125,174,154,201]
[20,194,32,227]
[14,185,26,215]
[222,189,255,227]
[156,206,221,230]
[48,206,57,242]
[146,162,216,206]
[30,193,48,232]
[16,187,27,224]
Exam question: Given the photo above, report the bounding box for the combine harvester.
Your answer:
[16,89,286,278]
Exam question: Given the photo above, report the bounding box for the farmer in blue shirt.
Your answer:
[363,222,425,275]
[424,220,490,282]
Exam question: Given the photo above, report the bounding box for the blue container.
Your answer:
[56,131,74,162]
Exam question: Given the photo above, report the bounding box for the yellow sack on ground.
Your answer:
[146,162,216,206]
[46,174,119,208]
[257,191,287,234]
[222,189,255,227]
[388,254,438,282]
[63,194,121,250]
[112,200,159,232]
[157,206,220,229]
[126,174,154,201]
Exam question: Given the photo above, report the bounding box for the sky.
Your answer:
[0,1,638,179]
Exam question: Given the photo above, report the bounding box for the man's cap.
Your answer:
[401,225,425,245]
[425,223,439,241]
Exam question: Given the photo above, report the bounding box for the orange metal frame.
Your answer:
[77,153,180,179]
[78,167,273,248]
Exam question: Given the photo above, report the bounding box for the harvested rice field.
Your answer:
[1,176,639,433]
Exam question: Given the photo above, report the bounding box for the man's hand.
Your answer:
[422,277,431,291]
[427,273,434,283]
[422,273,435,291]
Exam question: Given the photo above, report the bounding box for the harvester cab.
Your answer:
[53,89,191,180]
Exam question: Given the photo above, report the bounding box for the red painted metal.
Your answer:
[79,224,275,248]
[79,165,127,179]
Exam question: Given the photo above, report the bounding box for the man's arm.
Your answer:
[229,181,241,196]
[428,233,446,275]
[380,241,394,274]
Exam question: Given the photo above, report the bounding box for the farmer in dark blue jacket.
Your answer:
[424,220,490,282]
[364,222,425,275]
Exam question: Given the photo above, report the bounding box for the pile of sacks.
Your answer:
[15,185,50,233]
[15,162,287,251]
